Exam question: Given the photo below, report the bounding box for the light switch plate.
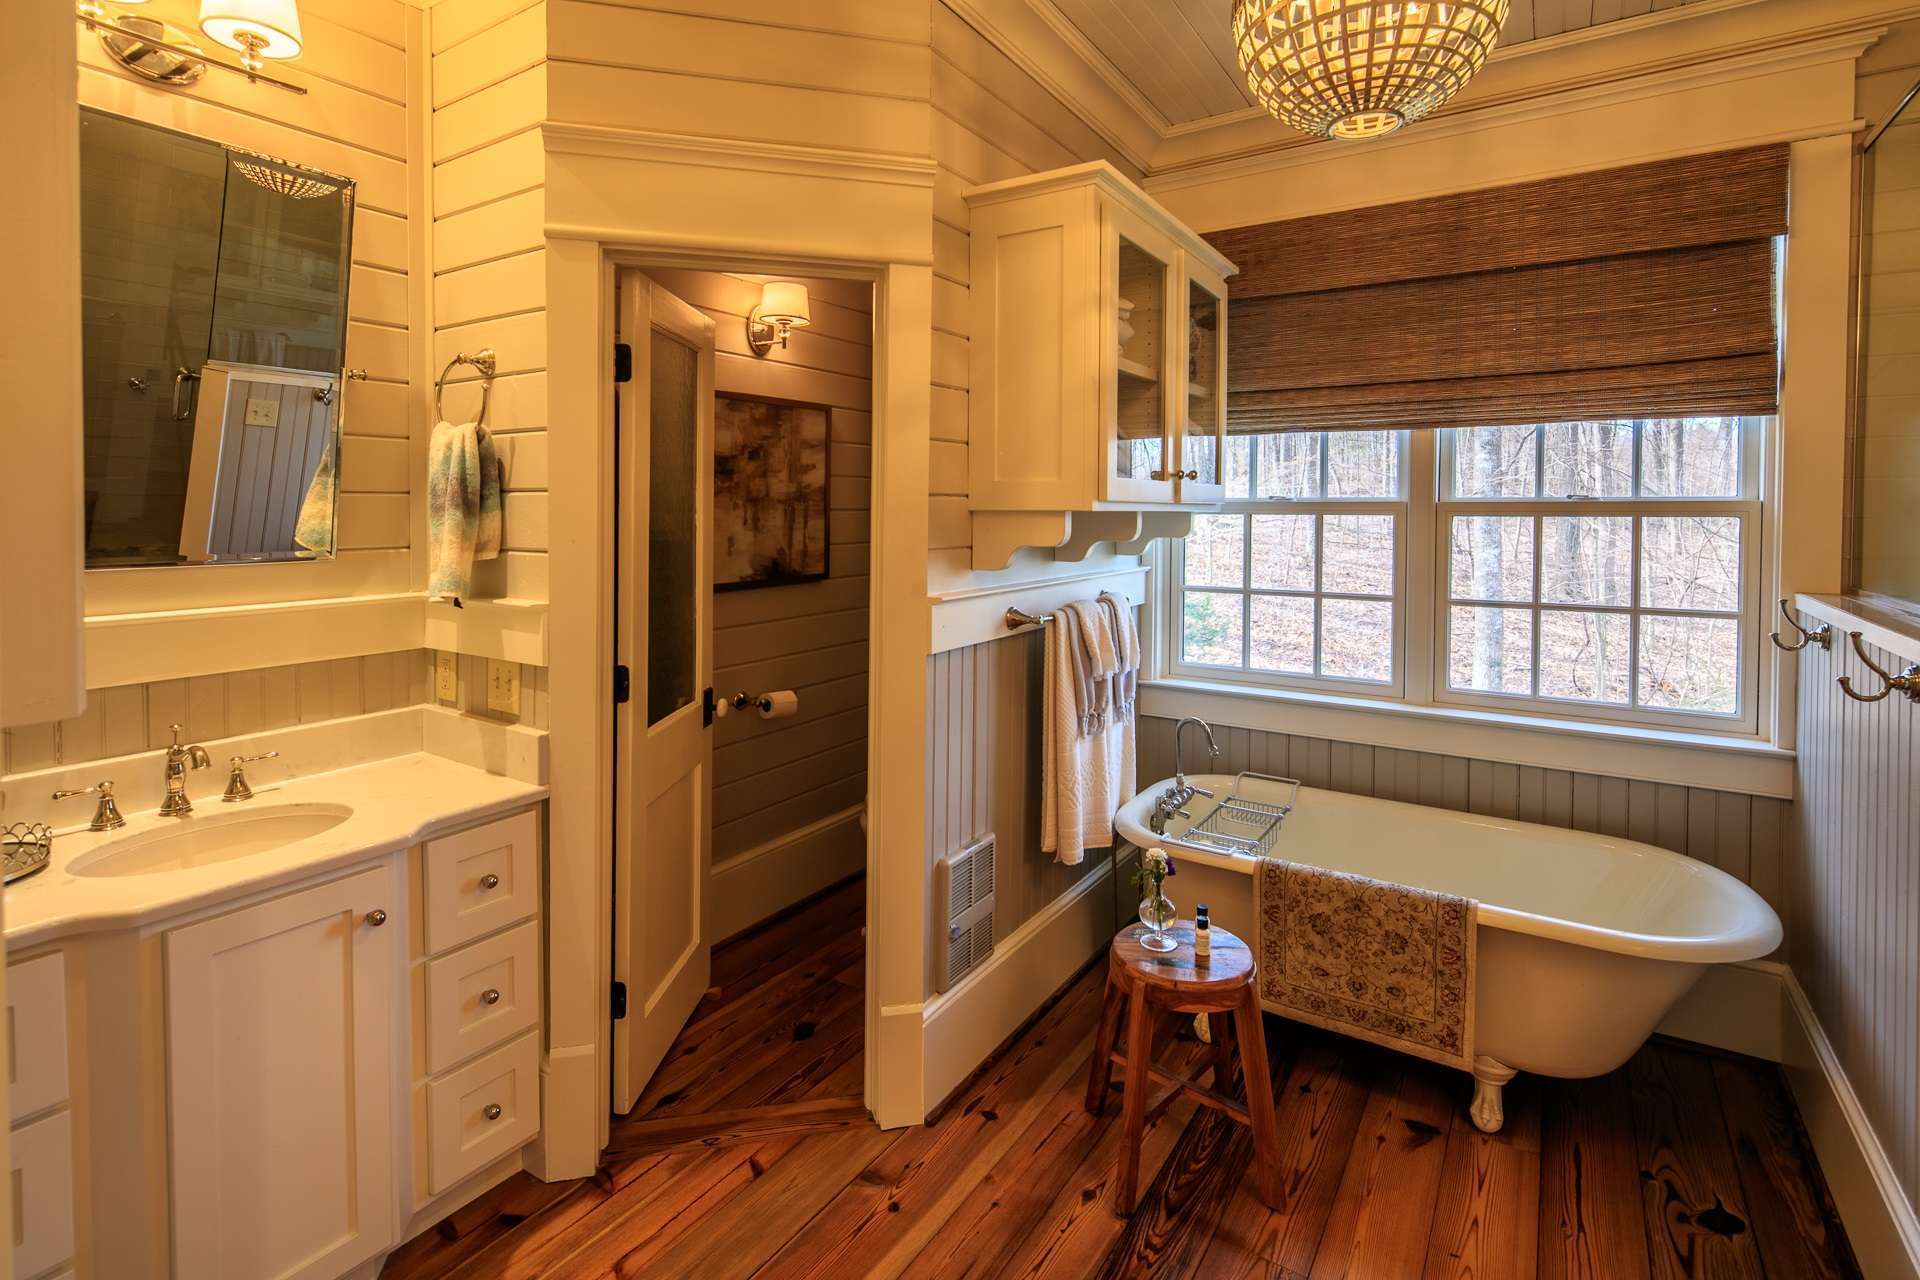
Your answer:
[434,652,458,703]
[243,397,280,427]
[486,660,521,716]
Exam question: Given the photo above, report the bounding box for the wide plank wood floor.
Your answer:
[383,876,1858,1279]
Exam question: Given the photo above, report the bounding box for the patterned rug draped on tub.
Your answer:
[1254,858,1477,1071]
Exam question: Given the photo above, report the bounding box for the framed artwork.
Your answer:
[713,391,831,590]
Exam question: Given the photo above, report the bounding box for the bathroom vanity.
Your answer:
[5,755,547,1279]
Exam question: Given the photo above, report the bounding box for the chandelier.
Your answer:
[230,154,341,200]
[1231,0,1510,141]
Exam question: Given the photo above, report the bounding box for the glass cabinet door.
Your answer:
[1104,204,1178,503]
[1177,262,1228,504]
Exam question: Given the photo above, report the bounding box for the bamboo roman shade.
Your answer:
[1205,144,1789,433]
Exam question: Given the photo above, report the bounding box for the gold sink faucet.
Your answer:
[160,723,212,817]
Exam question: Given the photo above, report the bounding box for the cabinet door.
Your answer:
[1102,200,1179,504]
[165,866,398,1280]
[1176,257,1229,505]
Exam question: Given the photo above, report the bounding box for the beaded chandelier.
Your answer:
[1231,0,1511,141]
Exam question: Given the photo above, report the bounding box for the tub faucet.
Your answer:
[159,723,212,817]
[1167,716,1221,811]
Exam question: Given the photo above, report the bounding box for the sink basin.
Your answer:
[68,804,353,878]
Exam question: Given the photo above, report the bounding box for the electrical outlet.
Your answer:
[486,660,521,716]
[434,651,458,703]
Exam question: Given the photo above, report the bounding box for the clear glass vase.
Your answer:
[1138,891,1178,952]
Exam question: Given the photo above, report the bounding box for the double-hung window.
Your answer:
[1167,418,1767,736]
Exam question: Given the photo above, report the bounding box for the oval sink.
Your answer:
[68,804,354,878]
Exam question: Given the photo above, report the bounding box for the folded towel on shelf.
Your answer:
[427,418,504,600]
[1254,858,1476,1071]
[292,436,336,555]
[1042,595,1137,866]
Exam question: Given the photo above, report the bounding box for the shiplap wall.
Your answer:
[1138,715,1789,924]
[1789,620,1920,1216]
[74,0,418,588]
[643,269,873,864]
[431,0,549,601]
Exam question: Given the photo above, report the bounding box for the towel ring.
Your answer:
[435,347,497,427]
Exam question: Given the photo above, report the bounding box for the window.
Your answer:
[1177,432,1405,692]
[1167,419,1766,734]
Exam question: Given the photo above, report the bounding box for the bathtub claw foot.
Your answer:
[1470,1057,1516,1133]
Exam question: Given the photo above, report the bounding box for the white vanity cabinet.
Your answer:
[966,161,1236,569]
[164,864,400,1280]
[8,952,76,1280]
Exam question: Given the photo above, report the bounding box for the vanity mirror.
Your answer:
[78,106,355,567]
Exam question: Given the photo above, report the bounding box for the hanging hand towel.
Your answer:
[1041,599,1137,865]
[427,418,504,599]
[293,437,337,555]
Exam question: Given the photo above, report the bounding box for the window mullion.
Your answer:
[1531,514,1543,698]
[1628,513,1644,707]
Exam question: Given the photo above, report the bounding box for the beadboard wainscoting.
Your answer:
[1136,714,1789,925]
[1787,600,1920,1273]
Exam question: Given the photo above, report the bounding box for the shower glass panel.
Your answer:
[1857,83,1920,606]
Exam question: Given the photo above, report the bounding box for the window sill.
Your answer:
[1139,677,1793,798]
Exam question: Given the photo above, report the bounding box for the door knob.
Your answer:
[365,909,388,927]
[481,988,502,1006]
[483,1103,503,1121]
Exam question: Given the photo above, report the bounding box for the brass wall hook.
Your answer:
[1769,599,1832,652]
[1837,631,1920,704]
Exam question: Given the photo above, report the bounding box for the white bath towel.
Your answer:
[1042,597,1137,866]
[427,418,504,600]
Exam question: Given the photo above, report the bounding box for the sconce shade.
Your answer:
[757,282,811,328]
[200,0,303,59]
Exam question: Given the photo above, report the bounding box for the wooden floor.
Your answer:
[384,877,1858,1279]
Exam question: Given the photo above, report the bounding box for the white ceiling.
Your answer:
[1033,0,1713,128]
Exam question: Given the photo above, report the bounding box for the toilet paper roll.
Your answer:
[758,689,798,720]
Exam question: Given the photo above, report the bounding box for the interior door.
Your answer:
[612,270,717,1114]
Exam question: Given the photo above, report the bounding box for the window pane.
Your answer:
[1452,425,1537,497]
[1539,610,1630,704]
[1543,421,1634,498]
[1250,595,1315,674]
[1326,431,1400,497]
[1225,435,1251,500]
[1256,432,1321,499]
[1541,516,1631,606]
[1322,598,1392,682]
[1323,514,1394,595]
[1185,514,1244,588]
[647,330,699,727]
[1449,515,1535,602]
[1251,514,1315,590]
[1641,516,1741,612]
[1641,418,1740,497]
[1638,615,1740,713]
[1449,606,1534,694]
[1182,591,1243,666]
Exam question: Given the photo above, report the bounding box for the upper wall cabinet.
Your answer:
[966,162,1235,570]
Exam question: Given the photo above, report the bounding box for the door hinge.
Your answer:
[702,686,716,727]
[613,342,633,384]
[613,664,631,705]
[611,981,628,1020]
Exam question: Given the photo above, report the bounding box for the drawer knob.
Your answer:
[481,988,502,1006]
[483,1103,503,1121]
[366,909,388,927]
[479,873,501,891]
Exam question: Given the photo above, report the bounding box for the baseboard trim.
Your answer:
[1781,970,1920,1280]
[710,806,865,941]
[921,856,1117,1110]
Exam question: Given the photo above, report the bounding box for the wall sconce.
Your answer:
[748,283,811,357]
[77,0,306,95]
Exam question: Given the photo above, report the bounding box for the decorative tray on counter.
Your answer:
[3,823,52,884]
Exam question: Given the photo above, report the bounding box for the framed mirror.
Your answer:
[77,107,355,568]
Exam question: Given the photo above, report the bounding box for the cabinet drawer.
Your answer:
[422,809,539,953]
[425,920,540,1075]
[8,953,68,1123]
[11,1109,75,1280]
[427,1030,539,1196]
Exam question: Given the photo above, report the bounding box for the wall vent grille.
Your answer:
[935,833,996,994]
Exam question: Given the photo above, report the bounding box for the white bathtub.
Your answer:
[1115,773,1783,1131]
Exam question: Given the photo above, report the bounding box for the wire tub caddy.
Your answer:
[1163,772,1301,860]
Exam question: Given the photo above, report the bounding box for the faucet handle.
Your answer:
[223,751,279,803]
[1189,785,1215,800]
[168,722,185,749]
[51,780,126,832]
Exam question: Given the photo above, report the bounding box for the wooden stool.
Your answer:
[1083,921,1280,1216]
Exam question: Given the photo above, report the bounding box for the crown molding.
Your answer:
[540,122,937,189]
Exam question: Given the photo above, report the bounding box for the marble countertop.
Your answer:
[5,753,546,949]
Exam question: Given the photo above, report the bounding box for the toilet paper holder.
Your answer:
[719,689,796,718]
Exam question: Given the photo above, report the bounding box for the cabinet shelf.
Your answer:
[1117,355,1159,383]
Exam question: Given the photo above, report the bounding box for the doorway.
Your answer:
[609,267,872,1137]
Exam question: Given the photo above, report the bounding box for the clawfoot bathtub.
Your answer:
[1115,774,1783,1132]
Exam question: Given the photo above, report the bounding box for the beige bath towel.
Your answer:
[1254,857,1476,1070]
[1041,598,1136,865]
[427,418,504,599]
